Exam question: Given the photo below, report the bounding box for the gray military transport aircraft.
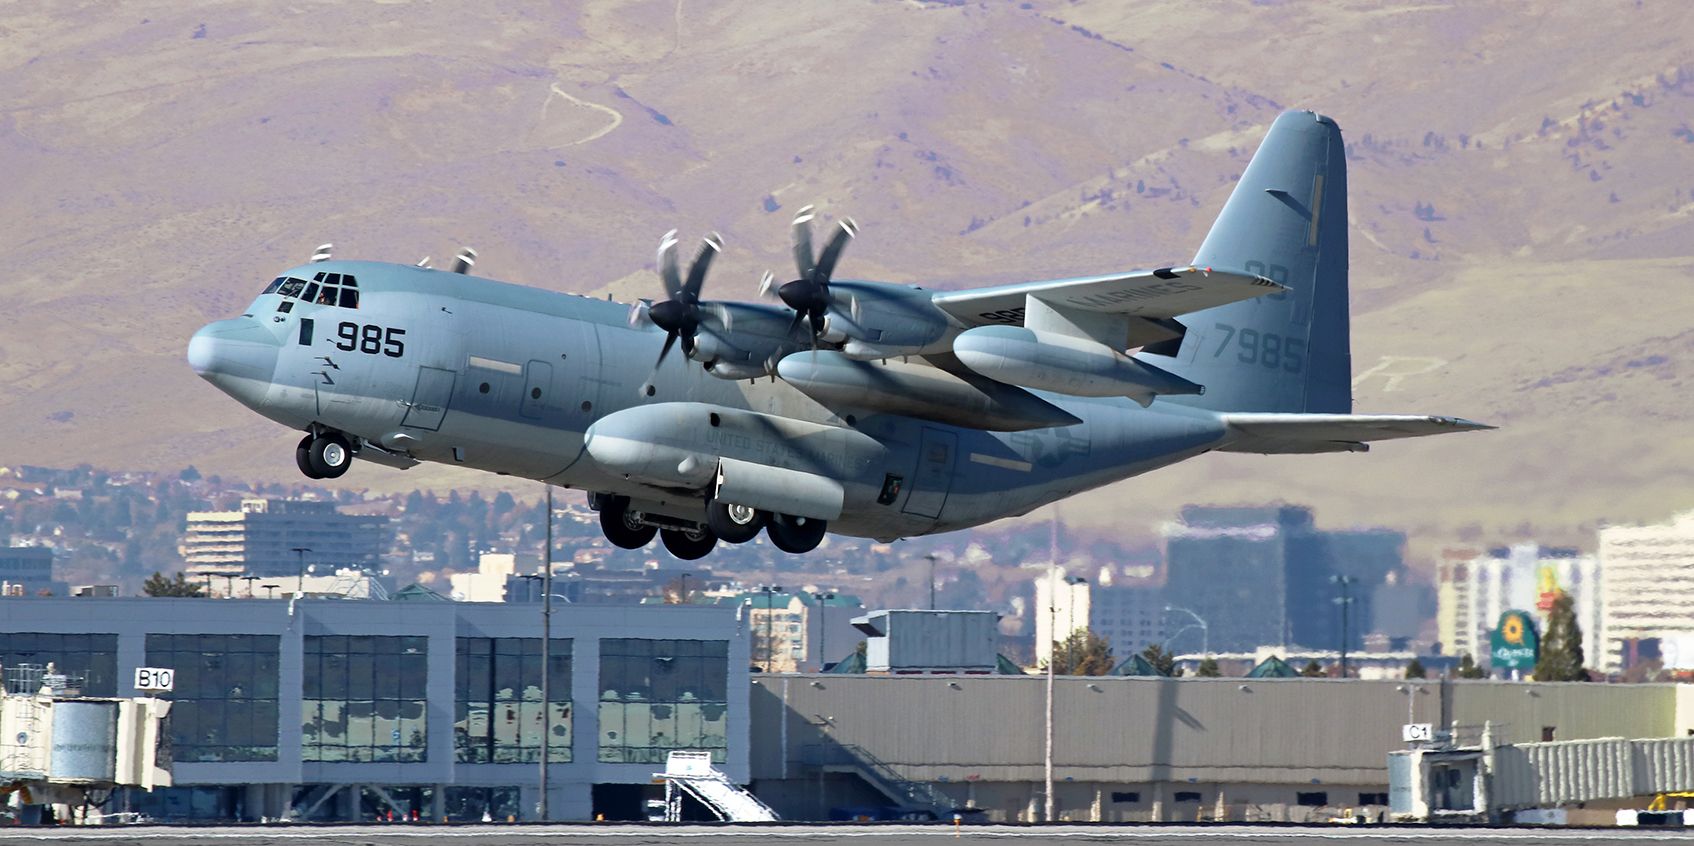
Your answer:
[189,110,1489,560]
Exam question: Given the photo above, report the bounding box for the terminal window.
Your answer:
[303,635,428,763]
[0,633,118,696]
[1296,791,1329,806]
[145,634,281,762]
[454,637,572,764]
[598,638,729,764]
[1173,791,1202,803]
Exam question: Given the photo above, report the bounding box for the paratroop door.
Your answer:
[401,366,455,431]
[901,427,957,519]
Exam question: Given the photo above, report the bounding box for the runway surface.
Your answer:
[0,824,1674,845]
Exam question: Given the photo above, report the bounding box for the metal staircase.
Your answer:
[656,751,778,822]
[802,742,955,816]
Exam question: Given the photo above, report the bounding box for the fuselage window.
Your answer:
[302,282,319,303]
[341,275,358,288]
[276,279,306,299]
[262,277,287,295]
[339,288,360,309]
[316,285,339,305]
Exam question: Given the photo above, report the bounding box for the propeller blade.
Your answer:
[655,330,679,367]
[683,233,721,302]
[758,270,777,300]
[790,205,817,281]
[628,299,652,328]
[451,247,477,275]
[786,310,808,339]
[813,218,856,283]
[657,229,682,299]
[702,301,732,332]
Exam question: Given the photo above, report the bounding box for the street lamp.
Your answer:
[1332,575,1356,678]
[812,592,836,671]
[539,483,555,821]
[1043,568,1086,823]
[678,572,691,605]
[925,554,938,610]
[261,583,279,599]
[1164,605,1210,657]
[757,586,784,672]
[242,575,258,598]
[291,547,312,598]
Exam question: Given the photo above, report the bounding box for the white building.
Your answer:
[1034,568,1166,666]
[1436,544,1600,671]
[182,498,388,578]
[449,553,517,603]
[1599,511,1694,673]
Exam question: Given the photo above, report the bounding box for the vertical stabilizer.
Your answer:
[1144,109,1351,413]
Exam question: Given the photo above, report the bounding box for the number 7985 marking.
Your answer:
[1212,323,1305,373]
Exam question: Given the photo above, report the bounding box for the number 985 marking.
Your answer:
[335,322,405,357]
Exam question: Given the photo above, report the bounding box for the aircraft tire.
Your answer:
[706,499,766,544]
[661,526,717,561]
[307,433,353,479]
[296,435,324,479]
[600,500,657,549]
[766,514,827,554]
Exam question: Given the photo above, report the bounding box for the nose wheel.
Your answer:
[296,432,353,479]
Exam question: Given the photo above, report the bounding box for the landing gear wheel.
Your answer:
[296,435,324,479]
[307,433,353,479]
[599,498,657,549]
[706,499,767,544]
[661,526,718,561]
[766,513,827,554]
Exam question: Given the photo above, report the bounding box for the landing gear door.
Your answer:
[901,427,957,519]
[401,366,455,431]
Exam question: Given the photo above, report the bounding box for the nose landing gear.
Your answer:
[296,431,354,479]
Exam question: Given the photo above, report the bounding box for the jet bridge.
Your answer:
[655,751,779,822]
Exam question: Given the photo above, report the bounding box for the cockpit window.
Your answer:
[269,273,359,309]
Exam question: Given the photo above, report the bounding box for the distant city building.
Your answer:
[1034,573,1166,665]
[0,547,54,595]
[1160,506,1407,654]
[450,552,518,602]
[181,498,388,578]
[1437,544,1600,670]
[738,590,863,673]
[1600,511,1694,673]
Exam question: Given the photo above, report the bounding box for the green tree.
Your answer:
[1404,657,1428,679]
[1454,652,1486,679]
[1052,629,1114,676]
[1535,592,1588,681]
[142,571,204,597]
[1140,643,1183,678]
[1300,659,1326,678]
[1195,657,1221,677]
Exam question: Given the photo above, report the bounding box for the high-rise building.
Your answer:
[0,547,54,596]
[737,590,863,673]
[1436,544,1600,670]
[182,498,389,577]
[1034,572,1166,663]
[1160,506,1406,654]
[1600,511,1694,673]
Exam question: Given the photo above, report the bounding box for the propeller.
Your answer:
[635,230,722,391]
[775,205,856,344]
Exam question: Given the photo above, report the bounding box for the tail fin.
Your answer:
[1149,109,1350,413]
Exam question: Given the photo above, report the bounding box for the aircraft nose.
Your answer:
[188,317,282,385]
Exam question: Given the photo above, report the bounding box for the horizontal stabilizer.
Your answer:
[1218,413,1494,454]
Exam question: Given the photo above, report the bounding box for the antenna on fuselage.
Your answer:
[451,247,478,275]
[310,243,333,263]
[416,256,432,268]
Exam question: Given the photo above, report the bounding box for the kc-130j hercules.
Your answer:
[189,110,1489,560]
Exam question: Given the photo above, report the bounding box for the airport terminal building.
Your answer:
[0,598,750,821]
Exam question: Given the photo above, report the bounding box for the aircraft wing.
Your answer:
[1217,413,1496,454]
[931,266,1285,328]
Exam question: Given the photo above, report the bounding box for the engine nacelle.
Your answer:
[824,281,955,358]
[953,325,1202,406]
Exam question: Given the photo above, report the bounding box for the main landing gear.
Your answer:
[593,494,829,558]
[296,431,354,479]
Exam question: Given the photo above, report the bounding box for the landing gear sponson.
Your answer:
[592,493,826,558]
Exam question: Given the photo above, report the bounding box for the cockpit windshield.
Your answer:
[264,272,359,309]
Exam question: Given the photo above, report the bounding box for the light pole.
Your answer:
[1062,577,1088,672]
[1045,564,1057,823]
[540,484,553,820]
[243,575,258,598]
[812,592,835,671]
[758,586,784,672]
[678,572,690,605]
[1333,575,1355,678]
[1164,605,1210,657]
[261,583,278,599]
[925,554,938,610]
[291,547,311,598]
